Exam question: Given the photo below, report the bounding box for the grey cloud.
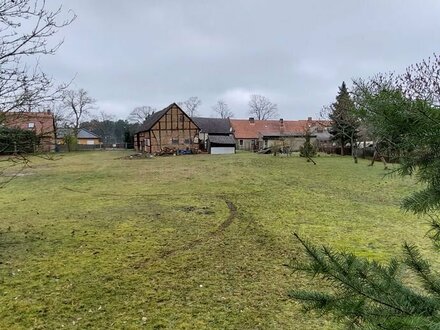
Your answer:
[38,0,440,119]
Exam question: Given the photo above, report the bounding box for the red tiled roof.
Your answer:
[230,118,330,139]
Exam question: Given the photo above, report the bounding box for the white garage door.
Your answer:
[211,147,235,154]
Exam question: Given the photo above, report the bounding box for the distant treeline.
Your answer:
[80,119,141,146]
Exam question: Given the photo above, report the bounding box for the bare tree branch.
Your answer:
[179,96,202,117]
[212,100,233,118]
[127,105,156,124]
[0,0,76,116]
[61,88,96,135]
[248,94,278,120]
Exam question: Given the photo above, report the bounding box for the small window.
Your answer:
[179,114,185,122]
[28,122,35,128]
[86,140,95,145]
[239,140,243,146]
[172,138,179,145]
[184,139,190,144]
[145,138,150,146]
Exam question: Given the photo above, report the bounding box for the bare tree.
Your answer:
[0,1,76,116]
[398,54,440,105]
[179,96,202,117]
[0,1,75,185]
[212,100,233,118]
[95,110,115,122]
[248,94,278,120]
[43,101,68,150]
[62,88,96,136]
[127,106,156,124]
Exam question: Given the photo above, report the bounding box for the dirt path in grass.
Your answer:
[132,200,237,268]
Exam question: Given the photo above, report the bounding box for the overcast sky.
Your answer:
[40,0,440,120]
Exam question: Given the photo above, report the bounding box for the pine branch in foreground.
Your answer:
[289,233,440,329]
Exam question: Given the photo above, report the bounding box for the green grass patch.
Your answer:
[0,151,430,329]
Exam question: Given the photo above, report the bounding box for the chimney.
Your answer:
[280,118,284,134]
[249,117,255,124]
[307,116,312,122]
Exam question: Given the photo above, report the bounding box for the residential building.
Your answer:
[2,111,55,152]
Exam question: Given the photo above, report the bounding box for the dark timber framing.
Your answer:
[134,103,200,154]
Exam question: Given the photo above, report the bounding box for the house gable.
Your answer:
[135,103,200,153]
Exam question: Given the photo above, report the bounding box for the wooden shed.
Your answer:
[134,103,200,154]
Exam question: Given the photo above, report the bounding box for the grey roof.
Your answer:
[57,128,100,139]
[192,117,231,134]
[208,134,236,145]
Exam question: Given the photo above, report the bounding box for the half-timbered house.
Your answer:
[134,103,200,154]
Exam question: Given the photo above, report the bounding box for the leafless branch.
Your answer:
[248,94,278,120]
[179,96,202,117]
[127,105,156,124]
[212,100,233,118]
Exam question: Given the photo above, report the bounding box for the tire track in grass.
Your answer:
[132,199,237,268]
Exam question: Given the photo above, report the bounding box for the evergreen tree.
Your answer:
[299,130,317,161]
[290,59,440,329]
[329,82,360,159]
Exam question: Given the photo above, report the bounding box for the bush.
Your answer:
[63,134,78,152]
[0,127,38,154]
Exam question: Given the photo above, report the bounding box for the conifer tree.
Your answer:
[329,82,360,160]
[290,56,440,329]
[299,130,317,162]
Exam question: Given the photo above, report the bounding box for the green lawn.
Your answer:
[0,151,431,329]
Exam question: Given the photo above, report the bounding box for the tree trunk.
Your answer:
[380,155,388,170]
[369,145,388,170]
[351,137,358,164]
[369,150,377,166]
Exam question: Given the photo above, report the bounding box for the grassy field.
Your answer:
[0,151,432,329]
